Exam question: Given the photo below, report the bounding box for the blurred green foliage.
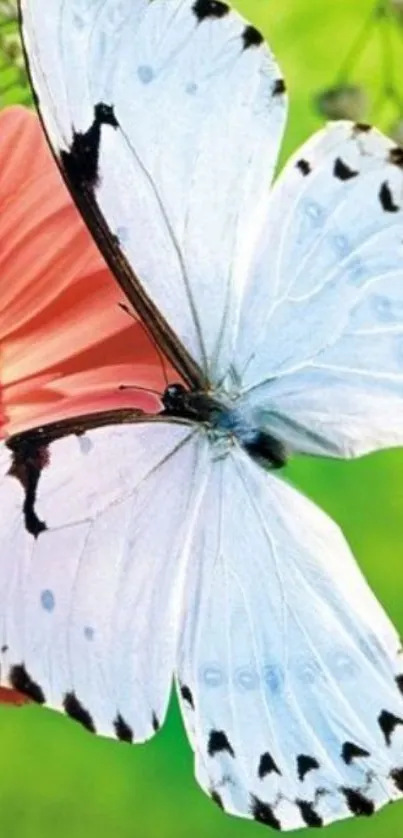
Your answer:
[0,1,403,837]
[0,1,31,107]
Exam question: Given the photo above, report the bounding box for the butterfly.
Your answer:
[2,0,403,830]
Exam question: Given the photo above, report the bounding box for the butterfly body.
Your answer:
[162,383,287,467]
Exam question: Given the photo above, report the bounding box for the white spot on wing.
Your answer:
[234,665,259,691]
[201,663,225,688]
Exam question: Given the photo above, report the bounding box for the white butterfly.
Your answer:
[4,0,403,830]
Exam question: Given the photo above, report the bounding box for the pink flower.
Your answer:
[0,106,170,440]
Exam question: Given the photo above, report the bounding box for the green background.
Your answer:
[1,0,403,836]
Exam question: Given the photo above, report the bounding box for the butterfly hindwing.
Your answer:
[0,418,208,741]
[19,0,287,387]
[176,446,403,829]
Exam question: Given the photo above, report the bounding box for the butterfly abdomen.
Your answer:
[242,430,288,469]
[211,405,288,468]
[161,384,287,467]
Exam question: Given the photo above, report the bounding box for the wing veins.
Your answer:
[228,455,294,782]
[51,427,198,529]
[118,124,209,376]
[313,362,403,381]
[233,458,386,785]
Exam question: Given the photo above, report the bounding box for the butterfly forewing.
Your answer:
[19,0,287,388]
[236,121,403,457]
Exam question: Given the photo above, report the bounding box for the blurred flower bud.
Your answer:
[316,84,369,121]
[0,0,17,20]
[389,0,403,24]
[389,118,403,145]
[0,31,25,71]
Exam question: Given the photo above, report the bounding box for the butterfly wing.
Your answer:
[19,0,287,387]
[177,446,403,829]
[0,416,209,740]
[236,122,403,457]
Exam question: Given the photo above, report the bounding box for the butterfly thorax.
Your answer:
[161,384,287,469]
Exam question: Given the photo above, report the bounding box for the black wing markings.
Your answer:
[18,1,207,391]
[6,409,196,537]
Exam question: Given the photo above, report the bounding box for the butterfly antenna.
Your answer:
[118,302,170,389]
[118,383,163,399]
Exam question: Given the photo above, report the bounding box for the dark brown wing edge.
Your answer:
[6,408,195,450]
[5,410,196,539]
[17,2,207,394]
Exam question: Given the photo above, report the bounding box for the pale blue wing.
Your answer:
[176,445,403,829]
[0,421,207,740]
[236,122,403,457]
[19,0,286,385]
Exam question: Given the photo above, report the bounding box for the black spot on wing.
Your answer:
[297,800,323,828]
[192,0,229,21]
[23,478,46,538]
[389,147,403,168]
[353,122,372,133]
[180,684,194,709]
[208,729,235,758]
[60,103,118,193]
[63,691,96,733]
[152,712,160,732]
[378,709,403,745]
[250,795,281,830]
[341,742,370,765]
[258,751,282,779]
[333,157,358,181]
[379,181,399,213]
[297,754,320,781]
[297,158,311,176]
[396,674,403,695]
[114,714,133,743]
[95,103,119,127]
[273,78,286,96]
[242,25,263,50]
[9,664,45,705]
[210,789,224,809]
[390,768,403,792]
[341,787,375,817]
[7,439,48,538]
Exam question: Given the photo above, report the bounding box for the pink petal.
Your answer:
[0,108,174,437]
